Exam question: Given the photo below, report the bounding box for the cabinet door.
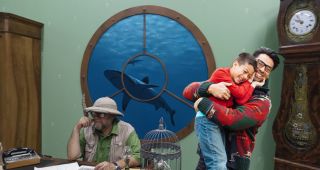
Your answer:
[0,33,41,152]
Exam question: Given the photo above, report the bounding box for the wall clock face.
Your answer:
[289,10,317,35]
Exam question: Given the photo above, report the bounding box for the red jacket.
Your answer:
[207,67,254,107]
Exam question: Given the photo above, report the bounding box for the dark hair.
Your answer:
[253,47,280,70]
[236,52,257,70]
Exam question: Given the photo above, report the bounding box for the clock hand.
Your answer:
[297,15,301,20]
[295,18,303,24]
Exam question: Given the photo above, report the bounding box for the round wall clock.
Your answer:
[81,6,215,139]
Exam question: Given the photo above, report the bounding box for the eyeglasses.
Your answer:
[88,112,107,119]
[257,59,272,73]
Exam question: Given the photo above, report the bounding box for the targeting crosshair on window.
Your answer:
[81,6,216,139]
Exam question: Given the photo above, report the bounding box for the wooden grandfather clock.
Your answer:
[273,0,320,169]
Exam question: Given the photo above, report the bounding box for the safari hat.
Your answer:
[85,97,123,116]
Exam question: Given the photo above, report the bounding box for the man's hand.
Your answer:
[75,116,92,131]
[94,161,116,170]
[194,97,214,118]
[68,116,92,161]
[194,98,203,112]
[207,82,231,100]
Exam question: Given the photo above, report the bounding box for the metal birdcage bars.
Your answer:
[141,118,181,170]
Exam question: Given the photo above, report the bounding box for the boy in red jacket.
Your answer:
[184,52,264,170]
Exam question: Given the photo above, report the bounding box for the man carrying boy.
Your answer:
[184,52,264,170]
[186,47,280,170]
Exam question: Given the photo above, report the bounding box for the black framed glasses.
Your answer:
[257,59,272,73]
[88,112,107,119]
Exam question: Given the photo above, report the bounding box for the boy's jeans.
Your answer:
[195,111,227,170]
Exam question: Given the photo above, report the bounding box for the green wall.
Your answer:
[0,0,283,169]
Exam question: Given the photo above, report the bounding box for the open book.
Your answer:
[34,162,94,170]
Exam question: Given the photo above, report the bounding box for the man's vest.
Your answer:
[83,120,134,162]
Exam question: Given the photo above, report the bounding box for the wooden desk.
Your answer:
[8,156,96,170]
[7,157,140,170]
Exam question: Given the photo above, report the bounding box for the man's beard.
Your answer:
[94,122,107,132]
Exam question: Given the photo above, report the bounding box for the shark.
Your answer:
[104,69,176,125]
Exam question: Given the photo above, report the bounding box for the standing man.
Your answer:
[67,97,141,170]
[185,47,280,169]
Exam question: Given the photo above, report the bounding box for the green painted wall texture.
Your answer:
[0,0,283,169]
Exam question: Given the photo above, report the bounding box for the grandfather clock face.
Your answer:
[288,9,317,35]
[284,0,320,43]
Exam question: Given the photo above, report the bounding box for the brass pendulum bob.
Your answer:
[284,65,317,149]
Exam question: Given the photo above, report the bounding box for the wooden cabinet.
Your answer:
[0,13,43,153]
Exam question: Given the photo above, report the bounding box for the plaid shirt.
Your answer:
[211,94,271,156]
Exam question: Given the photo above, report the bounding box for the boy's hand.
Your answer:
[248,73,255,83]
[251,79,265,88]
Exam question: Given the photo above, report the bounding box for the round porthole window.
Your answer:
[81,6,216,139]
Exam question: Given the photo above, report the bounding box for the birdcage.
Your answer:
[141,118,181,170]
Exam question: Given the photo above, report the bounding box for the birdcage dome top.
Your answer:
[141,118,181,160]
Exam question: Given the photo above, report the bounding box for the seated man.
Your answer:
[67,97,141,170]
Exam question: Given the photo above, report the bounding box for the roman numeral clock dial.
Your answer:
[289,10,316,35]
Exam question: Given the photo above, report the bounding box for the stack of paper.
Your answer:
[34,162,94,170]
